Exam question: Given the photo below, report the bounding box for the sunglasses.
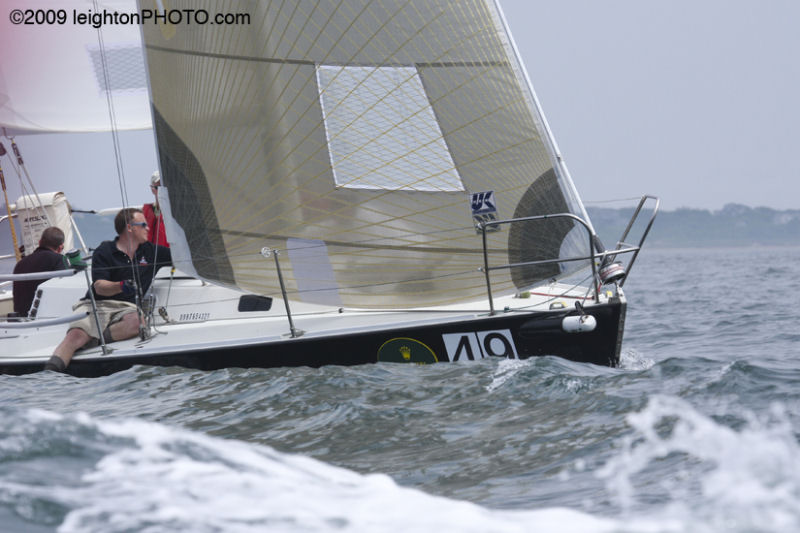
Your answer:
[130,222,148,228]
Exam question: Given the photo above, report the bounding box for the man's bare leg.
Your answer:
[107,312,141,342]
[45,312,142,372]
[46,328,91,371]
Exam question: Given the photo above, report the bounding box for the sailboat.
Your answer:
[0,0,657,377]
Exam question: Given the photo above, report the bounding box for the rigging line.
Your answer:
[0,154,21,262]
[584,197,643,205]
[140,49,506,70]
[0,140,36,253]
[93,0,144,331]
[0,132,52,229]
[255,265,487,297]
[94,15,130,211]
[211,224,488,257]
[10,140,50,225]
[161,266,175,318]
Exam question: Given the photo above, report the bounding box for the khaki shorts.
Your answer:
[69,299,139,342]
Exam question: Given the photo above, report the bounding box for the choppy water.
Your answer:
[2,246,799,532]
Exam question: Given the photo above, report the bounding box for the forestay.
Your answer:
[142,0,594,308]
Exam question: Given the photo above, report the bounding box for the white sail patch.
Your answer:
[286,238,342,307]
[317,65,464,192]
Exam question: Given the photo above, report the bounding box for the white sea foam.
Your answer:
[11,401,796,533]
[598,395,800,532]
[45,413,657,533]
[486,358,530,393]
[618,348,655,371]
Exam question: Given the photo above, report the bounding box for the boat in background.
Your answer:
[0,0,151,316]
[1,0,658,377]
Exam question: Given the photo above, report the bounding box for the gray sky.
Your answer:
[501,0,799,210]
[3,0,798,212]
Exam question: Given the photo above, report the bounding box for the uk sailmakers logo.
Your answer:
[470,191,500,233]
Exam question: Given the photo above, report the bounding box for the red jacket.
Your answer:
[143,203,170,247]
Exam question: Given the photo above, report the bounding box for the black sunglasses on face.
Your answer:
[130,222,148,228]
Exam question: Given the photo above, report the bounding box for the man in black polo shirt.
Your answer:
[12,227,68,316]
[44,207,171,372]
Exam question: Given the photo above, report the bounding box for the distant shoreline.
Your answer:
[588,204,800,248]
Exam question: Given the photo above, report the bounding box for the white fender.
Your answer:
[562,314,597,333]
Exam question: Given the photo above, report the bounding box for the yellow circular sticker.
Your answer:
[377,337,438,364]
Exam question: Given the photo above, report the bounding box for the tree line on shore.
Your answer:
[588,204,800,248]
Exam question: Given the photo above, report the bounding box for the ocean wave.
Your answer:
[0,407,655,533]
[598,395,800,532]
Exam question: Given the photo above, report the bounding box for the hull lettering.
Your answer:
[442,329,518,361]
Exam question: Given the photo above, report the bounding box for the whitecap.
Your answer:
[618,348,655,371]
[598,396,800,532]
[36,412,653,533]
[486,358,531,393]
